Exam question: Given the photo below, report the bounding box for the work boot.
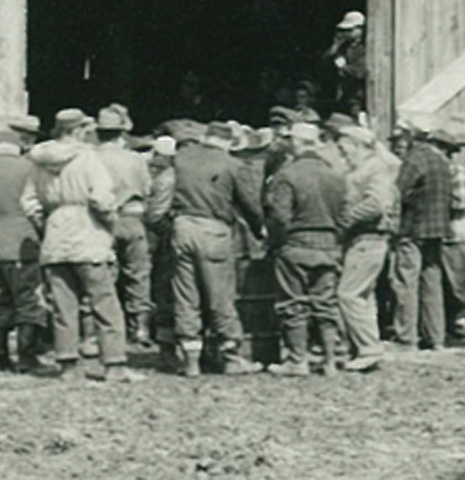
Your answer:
[17,324,43,374]
[158,342,180,372]
[105,365,146,383]
[79,312,99,358]
[0,329,13,372]
[345,355,382,372]
[180,340,202,377]
[58,360,85,381]
[220,341,263,375]
[135,312,153,347]
[268,360,309,377]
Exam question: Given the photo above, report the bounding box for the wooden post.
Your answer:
[366,0,395,142]
[0,0,27,120]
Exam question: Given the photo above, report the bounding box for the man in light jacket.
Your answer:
[21,108,143,382]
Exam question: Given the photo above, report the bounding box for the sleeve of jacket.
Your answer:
[266,178,294,248]
[397,157,424,205]
[339,46,367,80]
[20,168,44,231]
[145,168,175,229]
[343,168,391,228]
[232,162,264,239]
[85,153,117,226]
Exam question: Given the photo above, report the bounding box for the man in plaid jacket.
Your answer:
[391,130,453,351]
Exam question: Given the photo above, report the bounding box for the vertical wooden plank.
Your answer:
[366,0,395,141]
[0,0,27,118]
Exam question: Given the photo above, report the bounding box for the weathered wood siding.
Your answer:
[395,0,465,107]
[367,0,395,141]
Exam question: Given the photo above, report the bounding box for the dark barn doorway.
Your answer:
[27,0,365,132]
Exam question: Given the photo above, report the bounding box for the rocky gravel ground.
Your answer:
[1,350,465,480]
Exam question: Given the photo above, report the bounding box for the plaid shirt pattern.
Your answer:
[450,161,465,211]
[397,143,452,239]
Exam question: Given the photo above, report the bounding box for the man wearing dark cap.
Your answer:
[171,121,264,376]
[391,128,453,351]
[95,107,153,347]
[0,131,45,373]
[22,108,142,382]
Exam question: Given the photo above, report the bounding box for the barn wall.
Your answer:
[395,0,465,107]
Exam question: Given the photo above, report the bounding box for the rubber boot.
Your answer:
[17,324,43,373]
[180,341,202,377]
[268,325,309,377]
[135,312,153,347]
[158,342,180,372]
[79,312,99,358]
[0,328,13,372]
[221,340,263,375]
[320,324,338,378]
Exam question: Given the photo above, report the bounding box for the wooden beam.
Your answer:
[398,51,465,114]
[366,0,395,142]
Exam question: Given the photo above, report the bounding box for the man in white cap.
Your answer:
[145,136,178,368]
[336,126,398,371]
[95,107,153,348]
[325,11,367,121]
[266,123,346,377]
[21,108,142,382]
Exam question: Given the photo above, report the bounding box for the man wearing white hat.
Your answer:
[325,11,367,120]
[336,126,398,371]
[267,123,346,377]
[95,107,153,348]
[145,136,178,367]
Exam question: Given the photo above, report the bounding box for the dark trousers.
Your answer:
[274,246,341,363]
[45,263,127,364]
[149,228,176,344]
[114,216,152,316]
[442,241,465,320]
[392,238,446,347]
[172,216,243,345]
[0,261,46,330]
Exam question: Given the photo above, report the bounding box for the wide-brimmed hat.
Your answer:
[204,122,233,141]
[427,129,460,152]
[325,113,356,131]
[96,107,129,131]
[53,108,93,136]
[290,123,321,143]
[9,115,41,135]
[337,11,365,30]
[160,119,207,144]
[338,126,376,147]
[108,103,133,132]
[269,106,301,126]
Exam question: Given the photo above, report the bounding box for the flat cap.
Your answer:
[337,11,365,30]
[290,123,321,143]
[325,113,356,131]
[161,119,207,143]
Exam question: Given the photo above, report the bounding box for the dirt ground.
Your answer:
[1,349,465,480]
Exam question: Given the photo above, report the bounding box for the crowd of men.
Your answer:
[0,10,463,382]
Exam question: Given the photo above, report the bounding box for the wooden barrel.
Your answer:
[235,256,281,365]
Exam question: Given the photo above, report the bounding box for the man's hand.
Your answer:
[335,56,347,69]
